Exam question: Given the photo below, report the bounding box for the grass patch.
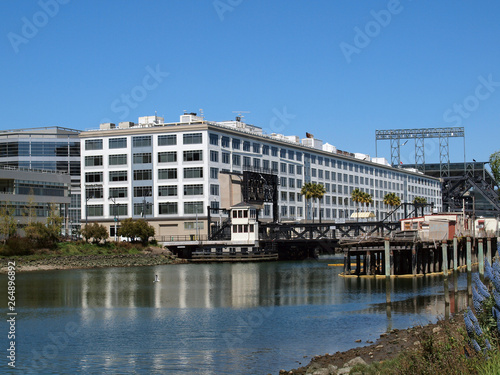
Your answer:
[351,324,483,375]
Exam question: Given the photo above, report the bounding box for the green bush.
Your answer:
[1,237,35,256]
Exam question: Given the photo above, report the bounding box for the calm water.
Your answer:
[1,258,470,374]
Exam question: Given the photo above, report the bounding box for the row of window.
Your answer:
[86,201,204,216]
[86,184,213,199]
[84,133,202,151]
[85,167,207,183]
[85,150,204,167]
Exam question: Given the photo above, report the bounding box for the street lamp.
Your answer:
[85,194,94,227]
[109,196,118,242]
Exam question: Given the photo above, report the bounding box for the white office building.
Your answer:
[80,113,442,239]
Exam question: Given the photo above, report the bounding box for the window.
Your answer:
[109,137,127,149]
[85,155,103,167]
[210,150,219,162]
[281,163,287,173]
[210,184,219,195]
[158,134,176,146]
[232,139,241,150]
[87,204,103,217]
[109,171,127,182]
[184,202,204,214]
[109,187,127,198]
[243,141,250,151]
[158,185,177,196]
[109,154,127,165]
[232,154,241,166]
[85,172,103,183]
[110,204,128,217]
[159,202,177,215]
[158,151,177,163]
[184,221,204,230]
[280,177,287,187]
[158,168,177,180]
[289,178,295,188]
[183,150,203,162]
[288,150,294,160]
[318,170,323,179]
[296,165,302,175]
[288,164,295,174]
[183,133,202,144]
[312,169,317,177]
[263,160,270,170]
[253,143,260,153]
[297,179,302,188]
[289,192,295,202]
[184,184,203,195]
[209,133,219,146]
[253,158,260,168]
[281,191,287,201]
[133,153,151,164]
[296,152,302,162]
[85,139,102,150]
[271,161,278,172]
[133,136,151,148]
[221,136,230,148]
[133,169,152,180]
[262,145,269,155]
[208,167,218,179]
[219,152,229,164]
[134,186,152,197]
[318,157,323,165]
[271,147,278,157]
[86,186,103,199]
[133,203,152,216]
[311,155,316,164]
[210,201,220,211]
[184,167,203,178]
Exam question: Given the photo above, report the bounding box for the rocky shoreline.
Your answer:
[0,252,187,273]
[278,315,464,375]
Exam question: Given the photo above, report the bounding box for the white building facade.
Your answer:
[80,114,442,239]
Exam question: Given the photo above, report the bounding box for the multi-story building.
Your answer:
[0,166,71,237]
[0,127,81,234]
[80,113,442,240]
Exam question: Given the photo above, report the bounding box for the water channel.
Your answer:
[2,257,470,374]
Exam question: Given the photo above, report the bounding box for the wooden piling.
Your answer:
[411,244,416,276]
[366,251,371,276]
[442,240,448,277]
[478,239,484,277]
[466,237,472,273]
[453,237,458,271]
[487,238,492,265]
[384,238,391,277]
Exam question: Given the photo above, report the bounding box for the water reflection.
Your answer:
[3,261,474,375]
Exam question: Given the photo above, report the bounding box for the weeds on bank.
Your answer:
[0,239,146,260]
[350,322,483,375]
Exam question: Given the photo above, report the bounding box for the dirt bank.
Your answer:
[0,252,187,273]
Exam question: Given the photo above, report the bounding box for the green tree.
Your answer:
[413,196,427,205]
[46,203,63,244]
[118,218,155,245]
[312,183,326,222]
[383,193,401,208]
[300,182,326,222]
[81,223,108,244]
[351,188,363,210]
[300,182,315,223]
[360,191,373,211]
[490,150,500,185]
[0,202,17,243]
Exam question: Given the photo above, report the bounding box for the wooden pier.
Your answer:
[340,235,498,277]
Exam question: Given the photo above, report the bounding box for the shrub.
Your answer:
[1,237,35,256]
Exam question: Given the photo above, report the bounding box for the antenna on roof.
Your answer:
[232,111,250,122]
[199,109,204,120]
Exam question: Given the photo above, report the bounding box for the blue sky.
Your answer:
[1,0,499,164]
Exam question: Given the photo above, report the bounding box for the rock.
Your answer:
[312,369,330,375]
[355,339,362,343]
[414,341,420,346]
[432,327,442,334]
[337,367,351,375]
[366,340,373,343]
[376,345,384,349]
[328,364,338,373]
[380,333,387,337]
[346,356,367,367]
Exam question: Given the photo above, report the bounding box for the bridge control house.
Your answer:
[79,113,442,242]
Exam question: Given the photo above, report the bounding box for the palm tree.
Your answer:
[300,182,326,223]
[383,192,401,208]
[312,183,326,223]
[300,182,315,223]
[361,191,373,211]
[351,188,363,219]
[413,196,427,205]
